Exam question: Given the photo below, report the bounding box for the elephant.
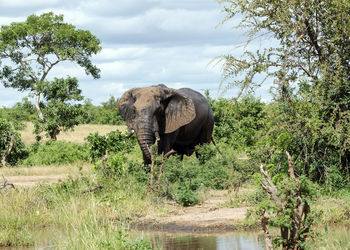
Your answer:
[118,84,214,164]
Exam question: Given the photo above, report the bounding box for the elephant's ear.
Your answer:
[164,92,195,134]
[118,88,138,128]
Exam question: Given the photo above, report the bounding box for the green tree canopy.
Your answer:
[34,77,86,140]
[0,12,101,122]
[218,0,350,186]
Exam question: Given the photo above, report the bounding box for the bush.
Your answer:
[22,141,89,166]
[158,144,250,206]
[175,186,200,207]
[81,97,124,125]
[85,130,136,162]
[211,96,266,150]
[0,119,28,166]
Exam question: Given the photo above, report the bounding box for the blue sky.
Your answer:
[0,0,270,107]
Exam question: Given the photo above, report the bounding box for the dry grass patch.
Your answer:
[0,163,91,177]
[20,123,127,145]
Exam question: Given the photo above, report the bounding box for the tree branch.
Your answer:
[259,164,284,210]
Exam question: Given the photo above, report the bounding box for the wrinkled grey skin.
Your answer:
[118,84,214,164]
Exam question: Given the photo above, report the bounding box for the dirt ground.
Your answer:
[2,174,68,187]
[132,191,251,233]
[1,170,251,233]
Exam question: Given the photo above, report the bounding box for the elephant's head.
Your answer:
[118,84,195,164]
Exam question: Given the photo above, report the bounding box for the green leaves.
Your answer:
[0,12,102,140]
[211,96,266,150]
[33,77,86,139]
[0,12,101,87]
[218,0,350,188]
[0,119,27,166]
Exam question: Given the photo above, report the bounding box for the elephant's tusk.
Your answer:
[125,129,135,138]
[154,131,160,141]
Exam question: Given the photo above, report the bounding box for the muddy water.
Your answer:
[134,231,265,250]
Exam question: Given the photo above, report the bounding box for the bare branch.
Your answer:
[81,185,103,194]
[260,209,273,250]
[259,164,284,210]
[286,151,295,179]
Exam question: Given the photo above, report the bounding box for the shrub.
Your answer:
[159,144,248,206]
[22,141,89,166]
[175,186,200,207]
[211,96,266,150]
[0,119,28,166]
[85,130,136,162]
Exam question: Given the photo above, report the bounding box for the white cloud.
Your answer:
[0,0,59,8]
[0,0,270,107]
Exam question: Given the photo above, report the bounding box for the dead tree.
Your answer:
[259,151,312,250]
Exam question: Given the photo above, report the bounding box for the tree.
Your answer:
[257,152,317,249]
[34,77,86,140]
[218,0,350,186]
[0,12,101,138]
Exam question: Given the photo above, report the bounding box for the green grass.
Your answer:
[2,122,349,249]
[0,170,175,248]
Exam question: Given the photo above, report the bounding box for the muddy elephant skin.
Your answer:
[118,84,214,164]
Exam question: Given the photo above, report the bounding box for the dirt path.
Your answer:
[4,174,68,187]
[132,191,251,233]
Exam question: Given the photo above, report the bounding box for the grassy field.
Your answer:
[0,163,88,176]
[20,123,127,145]
[1,123,349,249]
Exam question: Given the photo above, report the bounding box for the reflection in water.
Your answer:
[134,231,265,250]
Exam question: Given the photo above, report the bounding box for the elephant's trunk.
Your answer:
[136,123,155,165]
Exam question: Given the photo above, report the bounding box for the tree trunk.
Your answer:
[35,91,45,122]
[49,127,60,140]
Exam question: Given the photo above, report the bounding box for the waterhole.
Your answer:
[133,231,265,250]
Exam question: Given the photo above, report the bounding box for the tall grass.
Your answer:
[0,170,174,248]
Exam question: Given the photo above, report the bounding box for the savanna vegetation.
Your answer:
[1,1,350,249]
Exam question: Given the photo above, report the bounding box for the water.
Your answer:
[134,231,265,250]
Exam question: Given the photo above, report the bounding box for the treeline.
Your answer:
[0,96,124,126]
[2,91,350,191]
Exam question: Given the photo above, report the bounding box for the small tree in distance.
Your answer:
[0,12,101,139]
[34,77,86,140]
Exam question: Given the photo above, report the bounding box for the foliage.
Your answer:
[0,96,124,127]
[0,98,36,130]
[33,77,86,140]
[158,144,250,206]
[0,118,27,166]
[81,97,124,125]
[85,130,137,177]
[85,130,137,161]
[218,0,350,187]
[0,12,101,139]
[22,141,89,166]
[210,95,266,150]
[253,164,319,249]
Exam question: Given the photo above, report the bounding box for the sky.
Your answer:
[0,0,270,107]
